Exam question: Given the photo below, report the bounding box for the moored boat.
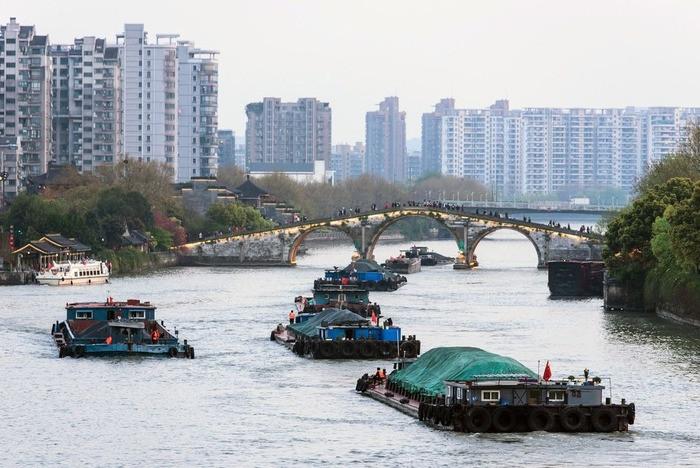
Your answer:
[356,347,635,433]
[271,307,420,360]
[51,298,194,358]
[36,259,110,286]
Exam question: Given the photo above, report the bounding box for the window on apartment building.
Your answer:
[192,158,196,163]
[192,97,196,103]
[147,50,150,56]
[146,71,151,78]
[192,148,196,154]
[147,61,150,67]
[147,146,150,152]
[193,86,197,92]
[138,125,142,130]
[192,169,196,174]
[192,137,196,144]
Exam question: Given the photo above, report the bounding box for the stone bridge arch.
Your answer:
[288,224,360,264]
[466,225,545,268]
[364,212,461,260]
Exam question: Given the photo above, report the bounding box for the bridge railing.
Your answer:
[183,205,603,247]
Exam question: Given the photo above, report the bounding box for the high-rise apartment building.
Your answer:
[330,142,364,183]
[365,97,406,182]
[117,24,179,177]
[245,97,332,171]
[432,99,700,197]
[0,18,52,188]
[176,42,218,182]
[422,98,454,175]
[0,135,21,202]
[217,129,236,168]
[50,37,122,172]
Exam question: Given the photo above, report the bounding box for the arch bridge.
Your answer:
[178,207,603,268]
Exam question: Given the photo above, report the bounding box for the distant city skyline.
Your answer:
[6,1,700,142]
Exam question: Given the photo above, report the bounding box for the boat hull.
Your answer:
[38,274,109,286]
[358,380,633,433]
[58,342,193,358]
[385,258,421,274]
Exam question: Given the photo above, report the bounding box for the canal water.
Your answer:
[1,216,699,466]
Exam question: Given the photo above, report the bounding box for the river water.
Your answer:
[1,215,699,467]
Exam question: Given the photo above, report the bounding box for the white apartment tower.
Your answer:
[50,37,122,172]
[0,18,52,193]
[176,42,219,182]
[118,24,179,177]
[433,99,700,197]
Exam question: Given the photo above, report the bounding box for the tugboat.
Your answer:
[271,307,420,360]
[51,298,194,358]
[315,259,407,291]
[294,283,380,318]
[356,347,635,433]
[383,250,421,274]
[407,246,455,266]
[36,259,110,286]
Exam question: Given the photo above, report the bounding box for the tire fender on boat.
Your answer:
[465,406,492,433]
[492,407,518,432]
[591,407,618,432]
[528,407,555,432]
[168,347,178,358]
[559,407,587,432]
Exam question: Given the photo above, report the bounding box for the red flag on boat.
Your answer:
[105,336,113,345]
[543,360,552,381]
[370,311,378,326]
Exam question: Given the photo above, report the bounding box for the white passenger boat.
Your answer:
[36,260,110,286]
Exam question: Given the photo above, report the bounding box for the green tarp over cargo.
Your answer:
[288,308,368,339]
[388,347,537,396]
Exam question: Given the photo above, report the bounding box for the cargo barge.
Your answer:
[271,307,420,360]
[356,347,635,433]
[294,283,379,318]
[384,250,421,274]
[51,298,195,358]
[315,259,407,291]
[548,261,604,297]
[407,246,454,266]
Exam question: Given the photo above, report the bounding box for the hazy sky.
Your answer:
[7,1,700,142]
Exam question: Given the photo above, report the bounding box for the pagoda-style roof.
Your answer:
[235,175,270,199]
[41,234,91,252]
[13,241,64,256]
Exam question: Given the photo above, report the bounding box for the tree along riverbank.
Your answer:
[604,127,700,326]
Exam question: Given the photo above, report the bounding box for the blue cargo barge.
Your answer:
[315,260,407,291]
[271,307,420,360]
[51,299,194,358]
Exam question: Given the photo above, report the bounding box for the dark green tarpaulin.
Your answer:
[388,346,537,396]
[288,308,368,339]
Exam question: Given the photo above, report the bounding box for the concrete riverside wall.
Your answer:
[657,303,700,328]
[0,271,36,285]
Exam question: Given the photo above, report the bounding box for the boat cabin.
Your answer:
[444,377,605,407]
[312,284,370,305]
[319,324,401,342]
[66,299,156,321]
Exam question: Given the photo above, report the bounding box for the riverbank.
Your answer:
[99,249,178,276]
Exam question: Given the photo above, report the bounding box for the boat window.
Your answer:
[446,386,453,398]
[456,387,463,400]
[129,310,146,319]
[481,390,500,402]
[547,390,566,402]
[75,311,93,319]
